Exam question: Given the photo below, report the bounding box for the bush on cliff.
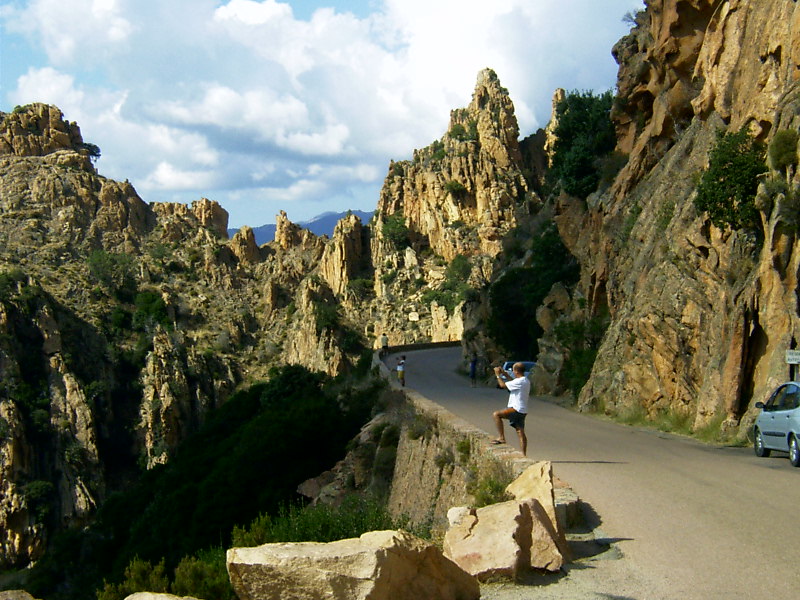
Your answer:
[694,127,767,232]
[546,89,616,199]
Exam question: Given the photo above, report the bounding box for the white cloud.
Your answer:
[13,67,86,109]
[3,0,132,65]
[213,0,293,25]
[276,123,350,156]
[156,85,310,143]
[144,161,217,191]
[2,0,645,227]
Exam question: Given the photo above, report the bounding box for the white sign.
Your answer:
[786,350,800,364]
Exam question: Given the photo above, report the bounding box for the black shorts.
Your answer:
[508,410,527,430]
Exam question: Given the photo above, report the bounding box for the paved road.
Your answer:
[390,347,800,600]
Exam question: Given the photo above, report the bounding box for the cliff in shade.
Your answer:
[2,0,800,574]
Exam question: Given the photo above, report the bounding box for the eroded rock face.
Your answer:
[227,530,480,600]
[375,68,535,262]
[0,104,86,158]
[552,0,800,436]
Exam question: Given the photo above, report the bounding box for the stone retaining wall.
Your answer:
[373,350,580,535]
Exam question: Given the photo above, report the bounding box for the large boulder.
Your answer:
[505,461,571,561]
[443,501,533,581]
[444,462,569,579]
[226,529,479,600]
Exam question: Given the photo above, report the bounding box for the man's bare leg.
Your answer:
[492,408,514,443]
[515,427,528,456]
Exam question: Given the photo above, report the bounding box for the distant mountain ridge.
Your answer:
[228,210,374,245]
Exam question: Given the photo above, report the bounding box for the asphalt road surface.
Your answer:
[389,347,800,600]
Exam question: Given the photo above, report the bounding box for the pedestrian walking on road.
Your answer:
[396,355,406,387]
[492,362,529,455]
[469,353,478,387]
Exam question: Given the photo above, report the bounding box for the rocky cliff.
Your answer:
[545,0,800,436]
[4,0,797,569]
[0,70,534,568]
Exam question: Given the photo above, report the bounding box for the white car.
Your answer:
[753,381,800,467]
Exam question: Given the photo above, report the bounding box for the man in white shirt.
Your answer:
[492,362,530,455]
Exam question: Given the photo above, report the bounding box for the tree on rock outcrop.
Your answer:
[694,128,767,233]
[547,90,616,199]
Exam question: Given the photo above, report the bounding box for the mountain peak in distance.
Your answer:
[228,210,374,245]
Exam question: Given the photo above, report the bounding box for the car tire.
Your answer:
[790,435,800,467]
[754,428,771,457]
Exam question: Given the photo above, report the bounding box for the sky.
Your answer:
[0,0,644,229]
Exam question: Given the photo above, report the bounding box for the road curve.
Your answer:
[389,347,800,600]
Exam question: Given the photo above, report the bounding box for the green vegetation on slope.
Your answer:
[21,365,380,600]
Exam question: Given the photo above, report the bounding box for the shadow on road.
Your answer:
[510,500,633,589]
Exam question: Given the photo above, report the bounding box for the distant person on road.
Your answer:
[492,362,529,455]
[396,355,406,387]
[469,353,478,387]
[379,332,389,358]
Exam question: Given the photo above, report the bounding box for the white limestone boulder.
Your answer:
[443,500,532,581]
[227,529,479,600]
[506,461,571,562]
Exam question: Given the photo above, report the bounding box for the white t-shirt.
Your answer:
[505,376,530,413]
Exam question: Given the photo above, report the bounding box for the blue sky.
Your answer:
[0,0,643,229]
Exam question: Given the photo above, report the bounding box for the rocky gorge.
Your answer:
[1,0,800,595]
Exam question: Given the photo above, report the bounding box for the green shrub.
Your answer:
[554,313,609,397]
[313,301,340,334]
[450,123,467,139]
[445,254,471,281]
[88,251,137,301]
[768,129,798,175]
[81,142,101,162]
[97,557,169,600]
[172,549,235,600]
[596,150,629,189]
[694,128,767,232]
[456,439,471,462]
[231,496,403,547]
[430,140,446,162]
[406,414,433,440]
[434,448,455,470]
[23,480,55,524]
[468,474,512,508]
[422,255,475,315]
[382,213,410,251]
[339,326,364,353]
[0,267,26,301]
[547,90,616,198]
[444,180,467,196]
[132,291,170,331]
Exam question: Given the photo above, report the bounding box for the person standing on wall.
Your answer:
[491,362,529,456]
[379,332,389,358]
